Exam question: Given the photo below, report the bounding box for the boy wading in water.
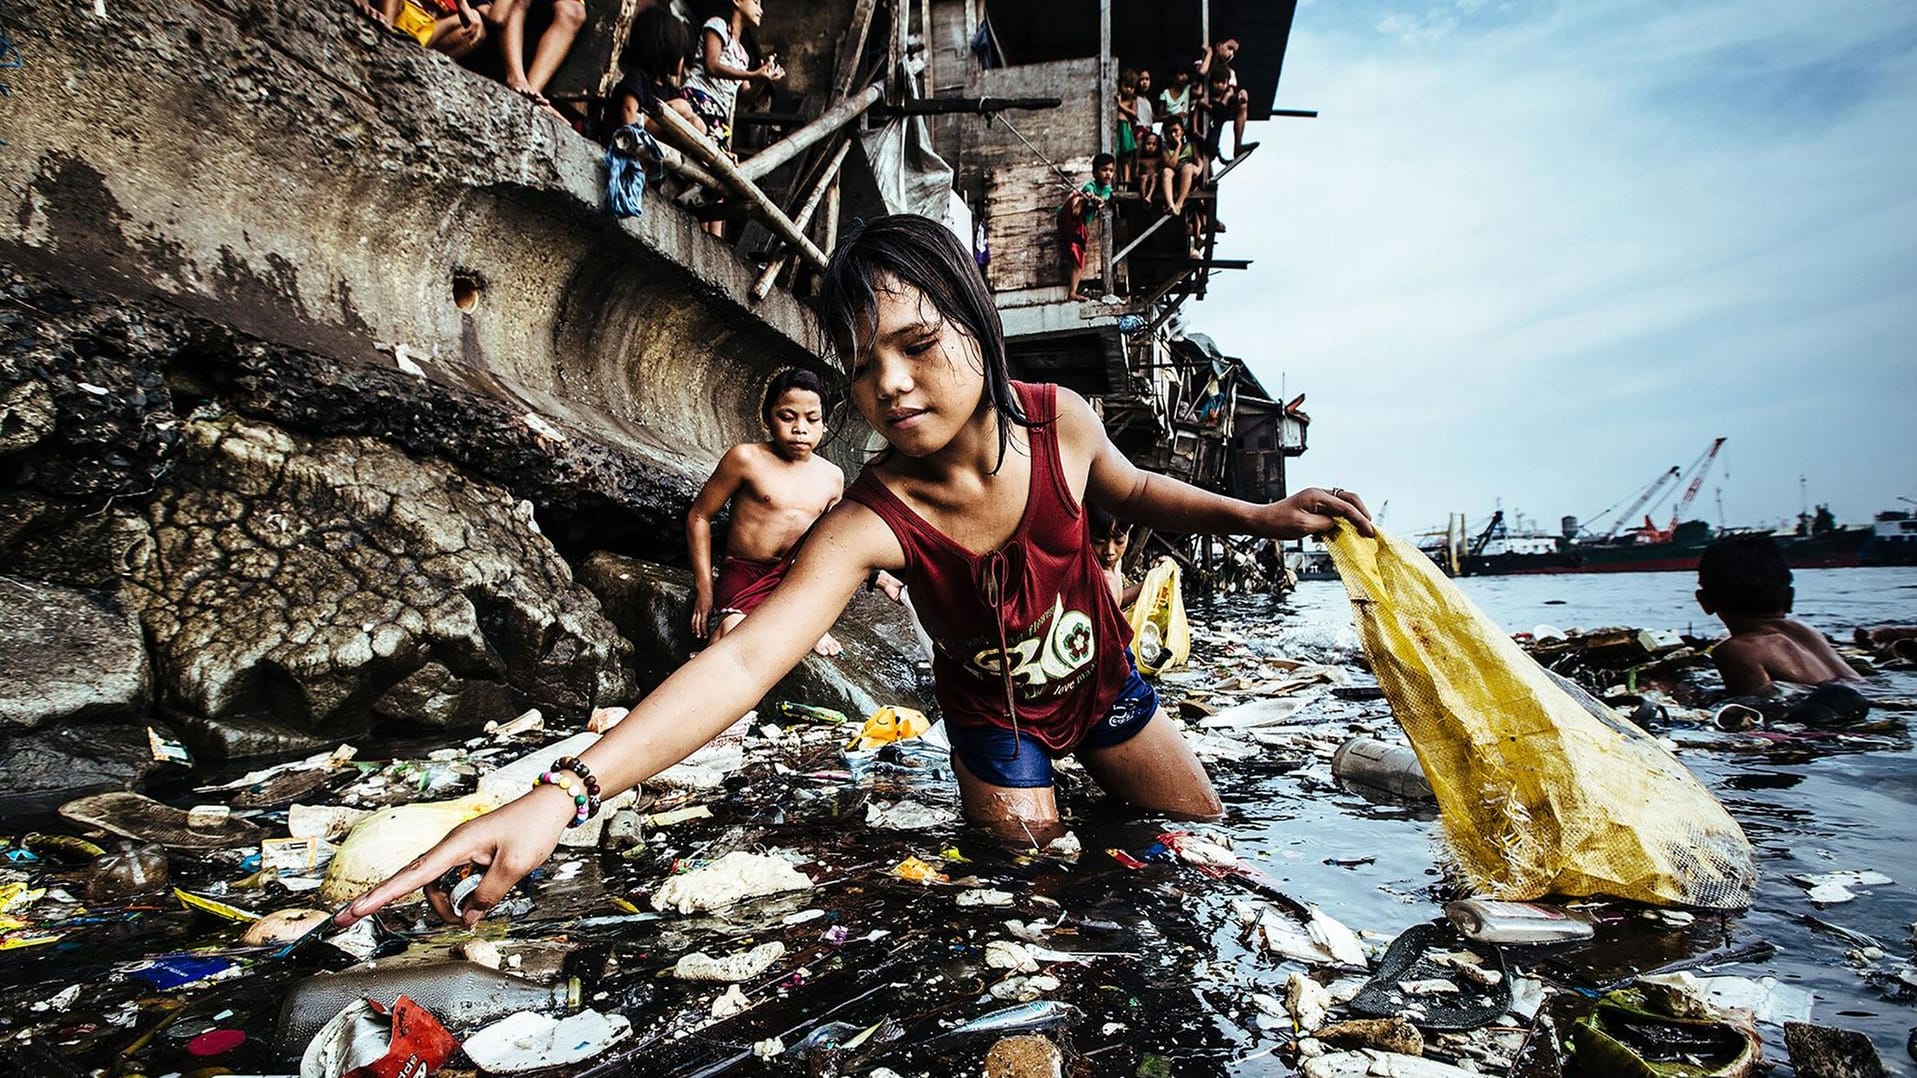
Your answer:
[1696,534,1863,695]
[340,215,1371,926]
[689,369,846,657]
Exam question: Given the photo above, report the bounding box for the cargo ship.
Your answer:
[1433,509,1894,577]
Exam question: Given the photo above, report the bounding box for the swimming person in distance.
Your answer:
[1696,534,1870,724]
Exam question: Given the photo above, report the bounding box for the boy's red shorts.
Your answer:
[712,555,787,623]
[1058,208,1089,269]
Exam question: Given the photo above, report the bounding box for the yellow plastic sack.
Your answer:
[1327,526,1755,908]
[1126,558,1190,675]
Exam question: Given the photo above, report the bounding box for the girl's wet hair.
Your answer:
[761,367,828,425]
[817,213,1032,471]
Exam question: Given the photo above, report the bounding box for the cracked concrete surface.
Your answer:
[120,414,635,742]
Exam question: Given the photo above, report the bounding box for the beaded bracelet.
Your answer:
[534,756,603,828]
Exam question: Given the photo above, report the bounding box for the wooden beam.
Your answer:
[875,95,1061,115]
[921,0,934,94]
[653,144,720,191]
[821,177,842,258]
[834,0,880,99]
[1133,256,1251,270]
[1099,0,1114,302]
[1112,210,1178,267]
[752,137,853,300]
[650,103,830,270]
[738,83,884,184]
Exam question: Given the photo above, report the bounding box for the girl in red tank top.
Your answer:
[337,217,1373,925]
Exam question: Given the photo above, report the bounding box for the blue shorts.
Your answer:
[948,655,1159,789]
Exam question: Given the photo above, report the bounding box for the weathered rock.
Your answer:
[167,713,332,760]
[1315,1017,1425,1056]
[0,289,181,503]
[0,723,165,816]
[0,579,149,729]
[1,275,706,565]
[1785,1021,1889,1078]
[120,414,635,747]
[0,379,56,454]
[0,0,823,493]
[373,662,519,730]
[578,552,932,718]
[0,492,153,591]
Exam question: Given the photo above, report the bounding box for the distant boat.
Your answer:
[1430,515,1887,576]
[1863,509,1917,566]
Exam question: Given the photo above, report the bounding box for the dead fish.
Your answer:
[929,1001,1082,1043]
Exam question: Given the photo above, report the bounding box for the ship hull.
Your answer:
[1455,526,1875,576]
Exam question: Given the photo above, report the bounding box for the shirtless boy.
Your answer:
[1695,534,1862,696]
[686,369,847,656]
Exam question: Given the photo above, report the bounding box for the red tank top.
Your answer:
[844,382,1133,752]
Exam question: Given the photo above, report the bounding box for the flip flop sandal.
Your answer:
[1348,919,1513,1030]
[60,791,263,850]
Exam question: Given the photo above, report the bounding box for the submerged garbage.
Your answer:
[2,579,1912,1076]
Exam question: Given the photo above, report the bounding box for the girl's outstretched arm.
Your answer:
[1060,387,1374,539]
[338,502,904,926]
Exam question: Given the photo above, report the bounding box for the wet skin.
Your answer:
[340,275,1372,927]
[1697,595,1865,696]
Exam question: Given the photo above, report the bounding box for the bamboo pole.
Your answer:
[821,178,842,259]
[738,83,884,184]
[1098,0,1115,297]
[751,137,853,300]
[834,0,880,98]
[653,144,721,191]
[650,103,830,271]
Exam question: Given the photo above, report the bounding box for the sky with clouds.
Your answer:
[1201,0,1917,539]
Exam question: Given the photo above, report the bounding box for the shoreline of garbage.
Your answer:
[2,584,1914,1077]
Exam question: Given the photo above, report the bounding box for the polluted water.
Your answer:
[0,566,1913,1076]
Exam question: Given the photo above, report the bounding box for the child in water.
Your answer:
[1696,535,1866,720]
[340,214,1370,927]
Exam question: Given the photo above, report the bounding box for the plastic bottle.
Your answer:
[1330,737,1434,801]
[1136,621,1165,668]
[85,841,169,901]
[273,960,580,1056]
[1444,899,1595,944]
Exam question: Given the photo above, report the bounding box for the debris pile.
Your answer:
[0,594,1911,1076]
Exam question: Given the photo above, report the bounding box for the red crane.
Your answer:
[1602,466,1681,540]
[1641,437,1726,542]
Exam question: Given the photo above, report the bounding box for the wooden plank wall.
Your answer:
[983,155,1092,293]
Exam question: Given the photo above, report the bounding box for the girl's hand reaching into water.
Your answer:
[334,784,575,928]
[1258,487,1375,539]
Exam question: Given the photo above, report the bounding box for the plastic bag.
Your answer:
[846,705,931,751]
[1127,558,1190,675]
[1326,526,1755,908]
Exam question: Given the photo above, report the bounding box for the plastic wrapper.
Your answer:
[1126,559,1190,675]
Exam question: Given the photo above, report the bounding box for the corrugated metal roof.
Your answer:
[982,0,1299,121]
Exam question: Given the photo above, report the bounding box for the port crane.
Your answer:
[1639,437,1727,543]
[1593,466,1681,540]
